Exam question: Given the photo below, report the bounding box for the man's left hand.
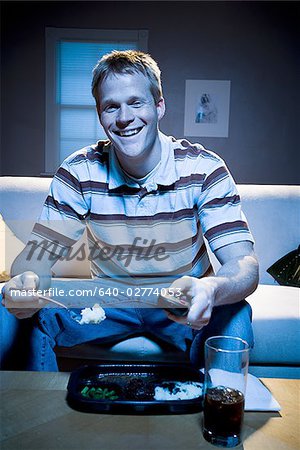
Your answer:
[164,275,216,330]
[164,242,259,330]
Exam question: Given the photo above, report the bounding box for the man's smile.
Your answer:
[113,126,144,137]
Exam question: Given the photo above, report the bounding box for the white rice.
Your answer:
[78,303,106,324]
[154,381,203,401]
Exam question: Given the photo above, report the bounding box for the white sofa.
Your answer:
[0,177,299,378]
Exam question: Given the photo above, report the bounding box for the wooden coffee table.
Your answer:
[0,371,299,450]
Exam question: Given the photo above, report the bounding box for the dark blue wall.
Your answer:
[1,1,299,184]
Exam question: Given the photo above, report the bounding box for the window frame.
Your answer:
[44,27,148,175]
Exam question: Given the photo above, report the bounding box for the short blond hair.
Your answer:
[91,50,163,105]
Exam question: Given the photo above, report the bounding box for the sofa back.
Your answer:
[0,177,299,284]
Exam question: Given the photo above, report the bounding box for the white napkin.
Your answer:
[202,369,281,411]
[245,373,281,411]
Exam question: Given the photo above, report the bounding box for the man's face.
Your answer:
[97,72,165,163]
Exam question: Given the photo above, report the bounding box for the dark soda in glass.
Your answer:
[203,385,245,448]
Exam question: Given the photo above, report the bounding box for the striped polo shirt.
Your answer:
[30,132,254,284]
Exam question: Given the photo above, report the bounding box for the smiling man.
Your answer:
[2,50,259,371]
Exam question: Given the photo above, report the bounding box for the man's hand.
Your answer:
[165,242,259,330]
[164,276,215,330]
[1,271,48,319]
[2,242,59,319]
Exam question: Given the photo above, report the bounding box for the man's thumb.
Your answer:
[21,271,39,290]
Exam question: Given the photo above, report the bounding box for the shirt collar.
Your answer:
[107,132,179,190]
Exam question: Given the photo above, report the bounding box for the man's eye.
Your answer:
[132,101,142,107]
[105,105,118,112]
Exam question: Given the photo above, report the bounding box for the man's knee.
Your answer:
[209,300,254,348]
[189,300,254,368]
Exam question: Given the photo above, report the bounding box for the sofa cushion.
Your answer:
[0,177,51,243]
[0,177,91,279]
[0,214,25,280]
[246,284,300,364]
[238,185,300,284]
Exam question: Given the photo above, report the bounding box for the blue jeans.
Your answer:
[0,304,33,369]
[26,300,253,371]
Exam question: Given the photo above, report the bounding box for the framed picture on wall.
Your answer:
[184,80,231,137]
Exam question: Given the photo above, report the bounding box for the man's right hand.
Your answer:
[1,271,48,319]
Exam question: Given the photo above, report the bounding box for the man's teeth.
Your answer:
[117,128,142,137]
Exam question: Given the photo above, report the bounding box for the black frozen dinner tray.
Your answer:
[67,362,204,415]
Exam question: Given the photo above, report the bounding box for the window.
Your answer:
[44,28,148,175]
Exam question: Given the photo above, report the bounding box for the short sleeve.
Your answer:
[28,159,90,257]
[197,156,254,252]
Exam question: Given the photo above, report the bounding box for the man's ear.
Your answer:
[156,97,166,121]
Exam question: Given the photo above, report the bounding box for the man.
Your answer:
[2,50,258,370]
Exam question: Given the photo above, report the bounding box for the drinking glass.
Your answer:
[202,336,250,448]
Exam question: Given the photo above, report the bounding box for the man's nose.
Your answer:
[116,104,134,127]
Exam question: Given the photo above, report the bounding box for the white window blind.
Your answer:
[44,28,148,175]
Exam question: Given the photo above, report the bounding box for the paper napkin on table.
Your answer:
[245,373,281,411]
[203,369,281,412]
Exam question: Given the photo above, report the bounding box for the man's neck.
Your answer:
[114,137,162,179]
[123,160,161,185]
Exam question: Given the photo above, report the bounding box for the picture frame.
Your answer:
[184,80,231,137]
